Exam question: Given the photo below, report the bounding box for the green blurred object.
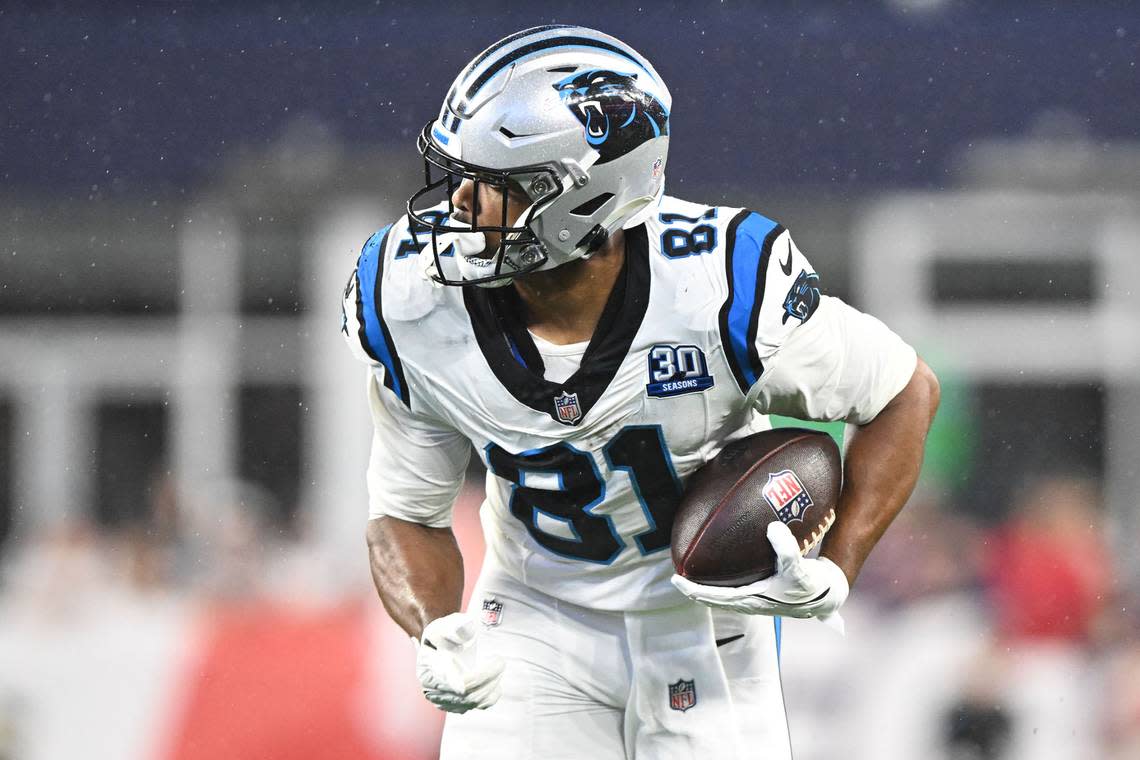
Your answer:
[768,416,845,448]
[914,352,975,492]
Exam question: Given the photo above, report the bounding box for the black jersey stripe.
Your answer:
[355,225,411,407]
[374,236,410,407]
[744,222,787,387]
[718,210,752,394]
[718,211,785,394]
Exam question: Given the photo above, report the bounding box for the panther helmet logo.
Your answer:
[553,69,670,164]
[782,269,822,325]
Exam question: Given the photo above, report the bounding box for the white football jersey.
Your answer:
[342,195,916,611]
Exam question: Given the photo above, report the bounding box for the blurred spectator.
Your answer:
[0,693,22,760]
[983,475,1112,644]
[937,473,1115,760]
[941,648,1014,760]
[943,700,1012,760]
[857,488,985,609]
[0,518,114,623]
[1098,598,1140,760]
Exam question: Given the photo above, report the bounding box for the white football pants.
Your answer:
[440,559,792,760]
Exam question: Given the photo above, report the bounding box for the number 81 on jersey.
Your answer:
[646,344,715,398]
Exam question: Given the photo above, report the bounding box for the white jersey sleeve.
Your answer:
[750,295,917,424]
[342,224,472,526]
[741,227,916,424]
[365,367,471,527]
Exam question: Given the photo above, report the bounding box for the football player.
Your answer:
[342,25,940,760]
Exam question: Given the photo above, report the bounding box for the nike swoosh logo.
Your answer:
[750,587,831,607]
[499,126,543,139]
[779,240,793,276]
[715,634,745,647]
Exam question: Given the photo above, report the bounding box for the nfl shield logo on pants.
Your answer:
[553,391,583,425]
[668,679,697,712]
[481,597,503,627]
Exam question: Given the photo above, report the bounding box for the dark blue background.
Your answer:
[3,1,1138,198]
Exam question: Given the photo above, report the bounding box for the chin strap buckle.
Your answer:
[576,225,609,258]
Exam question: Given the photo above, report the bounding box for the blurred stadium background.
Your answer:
[1,1,1138,759]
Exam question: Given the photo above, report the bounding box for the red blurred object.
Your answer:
[158,484,488,760]
[984,478,1112,643]
[162,601,390,760]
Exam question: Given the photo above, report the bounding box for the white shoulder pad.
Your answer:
[717,215,820,394]
[340,203,453,407]
[753,228,821,362]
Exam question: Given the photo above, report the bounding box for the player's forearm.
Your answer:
[819,358,940,586]
[366,515,465,640]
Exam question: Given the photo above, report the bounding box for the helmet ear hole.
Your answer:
[569,192,615,217]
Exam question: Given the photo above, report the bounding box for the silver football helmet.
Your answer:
[407,25,672,287]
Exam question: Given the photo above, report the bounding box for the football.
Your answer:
[671,428,842,586]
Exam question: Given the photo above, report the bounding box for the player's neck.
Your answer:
[511,229,626,346]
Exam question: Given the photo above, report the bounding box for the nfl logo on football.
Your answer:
[553,390,583,425]
[668,679,697,712]
[762,469,815,523]
[481,597,503,627]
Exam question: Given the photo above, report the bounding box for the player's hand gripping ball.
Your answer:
[670,429,849,626]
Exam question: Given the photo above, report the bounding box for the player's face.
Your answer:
[450,178,531,256]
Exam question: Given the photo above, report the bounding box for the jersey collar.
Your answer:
[463,225,651,426]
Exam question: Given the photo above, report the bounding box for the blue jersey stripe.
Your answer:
[355,225,410,406]
[721,211,782,392]
[506,335,528,368]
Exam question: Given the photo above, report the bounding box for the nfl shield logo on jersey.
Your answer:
[762,469,815,523]
[481,597,503,627]
[553,391,583,425]
[668,679,697,712]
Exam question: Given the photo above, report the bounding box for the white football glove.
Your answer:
[414,612,505,714]
[671,522,850,633]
